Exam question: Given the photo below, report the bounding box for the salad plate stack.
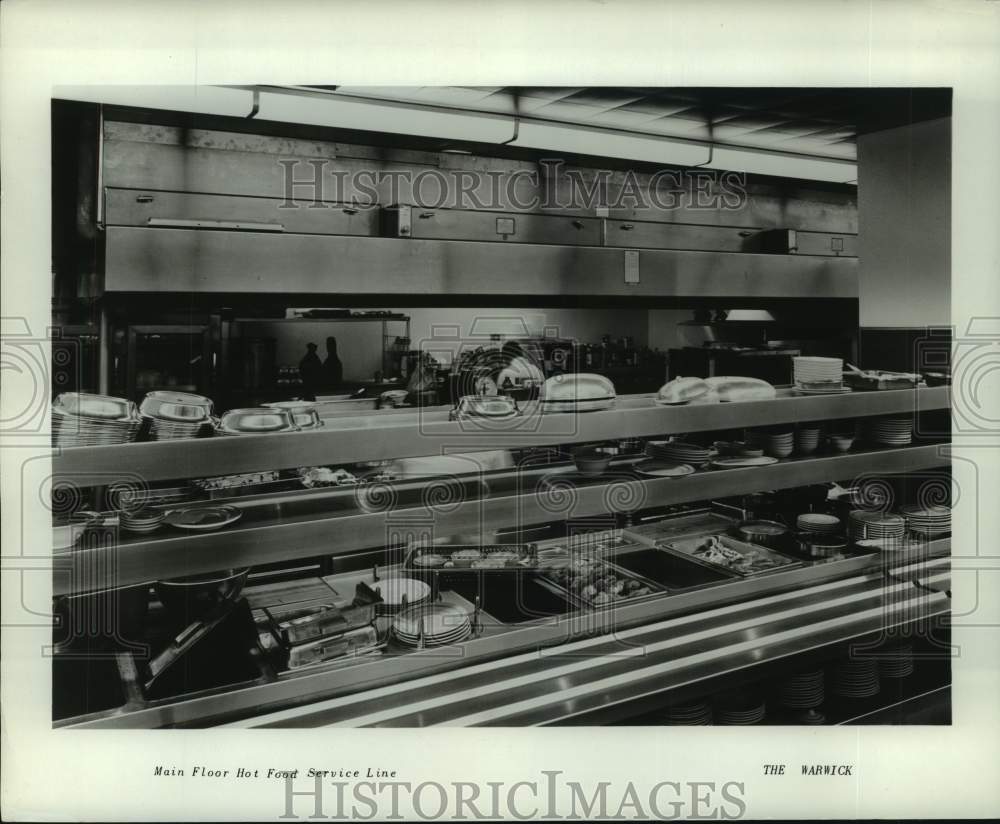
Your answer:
[829,657,881,699]
[775,670,825,710]
[662,701,714,726]
[392,602,472,648]
[714,694,767,725]
[899,505,951,537]
[877,642,915,679]
[865,415,913,446]
[140,391,215,440]
[119,507,166,534]
[796,513,842,534]
[792,357,847,394]
[52,393,142,448]
[644,440,712,466]
[848,510,906,543]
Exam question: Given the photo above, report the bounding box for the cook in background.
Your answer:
[323,336,344,390]
[298,342,323,401]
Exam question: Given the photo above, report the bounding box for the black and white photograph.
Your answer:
[47,85,956,730]
[2,1,999,821]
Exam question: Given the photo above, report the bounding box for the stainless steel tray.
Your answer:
[658,533,803,578]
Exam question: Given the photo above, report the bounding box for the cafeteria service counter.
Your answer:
[51,384,953,728]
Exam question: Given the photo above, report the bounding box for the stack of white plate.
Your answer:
[393,602,472,648]
[748,429,794,458]
[371,578,432,612]
[797,513,842,534]
[829,658,880,698]
[899,505,951,537]
[140,391,215,440]
[644,440,711,466]
[715,696,767,725]
[119,508,166,534]
[866,415,913,446]
[793,357,844,392]
[52,393,142,448]
[662,701,713,725]
[776,670,825,709]
[848,510,906,542]
[877,642,915,679]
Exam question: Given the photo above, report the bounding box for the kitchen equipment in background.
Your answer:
[123,323,214,403]
[140,390,215,440]
[52,392,143,447]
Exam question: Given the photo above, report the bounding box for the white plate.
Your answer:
[371,578,431,607]
[711,456,779,468]
[164,505,242,531]
[634,461,696,478]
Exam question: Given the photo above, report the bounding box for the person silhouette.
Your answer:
[298,342,323,401]
[323,336,344,390]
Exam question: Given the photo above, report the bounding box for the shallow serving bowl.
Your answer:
[217,408,299,435]
[140,390,214,422]
[54,392,138,421]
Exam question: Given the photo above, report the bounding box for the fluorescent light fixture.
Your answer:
[53,84,857,184]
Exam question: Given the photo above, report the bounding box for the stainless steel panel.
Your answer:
[58,551,948,728]
[103,227,859,297]
[104,189,379,237]
[55,444,949,594]
[53,388,950,484]
[383,207,602,246]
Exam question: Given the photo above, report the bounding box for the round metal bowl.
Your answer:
[795,533,849,559]
[217,407,299,435]
[140,390,214,422]
[154,567,249,620]
[735,519,790,548]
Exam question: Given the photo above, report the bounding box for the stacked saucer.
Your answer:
[795,424,823,455]
[644,440,711,466]
[714,694,767,725]
[797,513,842,534]
[900,505,951,537]
[140,391,215,440]
[793,357,844,392]
[775,670,825,709]
[829,657,880,698]
[52,393,142,448]
[393,602,472,648]
[748,429,794,459]
[848,510,906,542]
[662,701,713,726]
[877,642,915,679]
[866,415,913,446]
[119,507,166,534]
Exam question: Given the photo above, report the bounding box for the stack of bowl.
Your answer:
[748,428,794,459]
[795,424,823,455]
[140,391,215,440]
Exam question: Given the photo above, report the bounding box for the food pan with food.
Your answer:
[404,543,536,576]
[661,534,801,577]
[537,556,663,608]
